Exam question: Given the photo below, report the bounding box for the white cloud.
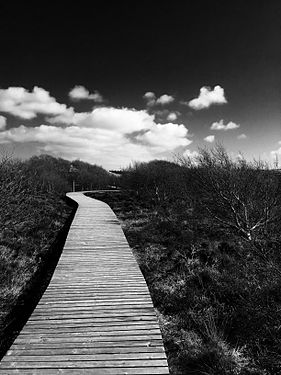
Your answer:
[143,92,175,106]
[149,110,180,122]
[156,94,174,105]
[0,107,192,169]
[82,107,154,133]
[69,85,103,102]
[143,92,156,106]
[210,119,240,131]
[0,115,7,130]
[188,85,227,110]
[0,86,69,119]
[137,123,191,150]
[204,135,215,143]
[46,107,83,125]
[167,112,178,121]
[49,107,154,134]
[237,133,247,139]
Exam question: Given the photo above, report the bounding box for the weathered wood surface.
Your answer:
[0,192,169,374]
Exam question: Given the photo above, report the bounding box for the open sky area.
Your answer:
[0,1,280,169]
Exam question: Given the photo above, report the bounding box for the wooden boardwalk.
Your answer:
[0,192,169,374]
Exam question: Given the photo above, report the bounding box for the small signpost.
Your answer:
[69,164,78,192]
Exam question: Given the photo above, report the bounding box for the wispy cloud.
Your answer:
[143,92,175,107]
[0,115,7,130]
[0,86,69,119]
[188,85,227,110]
[204,135,215,143]
[69,85,103,102]
[210,119,240,131]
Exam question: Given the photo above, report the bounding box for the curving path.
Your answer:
[0,192,169,374]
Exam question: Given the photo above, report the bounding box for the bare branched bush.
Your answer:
[183,145,281,244]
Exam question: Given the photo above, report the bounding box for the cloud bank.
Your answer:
[0,93,191,168]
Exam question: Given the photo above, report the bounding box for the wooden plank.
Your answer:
[16,330,162,339]
[41,292,151,296]
[0,192,169,374]
[10,341,165,351]
[30,311,156,318]
[0,368,169,374]
[22,324,161,332]
[2,353,166,362]
[26,319,158,325]
[0,359,168,368]
[13,335,163,344]
[31,306,155,313]
[38,297,152,303]
[6,347,165,356]
[29,314,156,320]
[24,324,159,330]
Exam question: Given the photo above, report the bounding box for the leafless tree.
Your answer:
[185,145,281,243]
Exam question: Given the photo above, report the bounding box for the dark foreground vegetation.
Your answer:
[0,151,113,359]
[87,146,281,375]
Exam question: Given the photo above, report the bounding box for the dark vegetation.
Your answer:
[0,151,113,359]
[87,146,281,375]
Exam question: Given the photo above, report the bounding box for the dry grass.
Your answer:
[0,158,73,358]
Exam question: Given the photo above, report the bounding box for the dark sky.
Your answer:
[0,1,280,167]
[1,2,279,93]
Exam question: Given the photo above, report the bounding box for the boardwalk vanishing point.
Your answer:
[0,192,169,374]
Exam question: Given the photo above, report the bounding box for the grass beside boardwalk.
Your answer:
[86,189,281,375]
[0,153,114,359]
[0,159,74,359]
